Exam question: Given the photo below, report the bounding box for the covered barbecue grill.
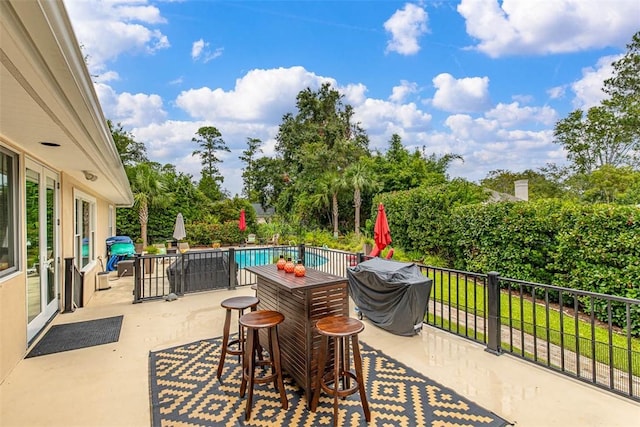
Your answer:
[347,258,432,336]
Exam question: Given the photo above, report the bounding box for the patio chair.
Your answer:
[245,234,257,245]
[177,242,190,253]
[268,234,279,245]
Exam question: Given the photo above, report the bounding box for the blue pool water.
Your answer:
[235,249,328,269]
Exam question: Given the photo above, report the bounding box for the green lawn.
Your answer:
[425,271,640,376]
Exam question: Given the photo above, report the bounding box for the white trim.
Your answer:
[73,188,96,270]
[0,145,19,279]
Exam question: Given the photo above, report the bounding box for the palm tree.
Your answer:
[345,162,378,236]
[325,171,345,238]
[128,162,170,246]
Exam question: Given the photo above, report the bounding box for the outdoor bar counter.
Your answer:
[246,264,349,405]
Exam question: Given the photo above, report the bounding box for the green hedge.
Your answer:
[376,185,640,335]
[449,201,640,335]
[185,220,245,246]
[374,179,489,261]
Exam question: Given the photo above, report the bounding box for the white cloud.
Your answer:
[132,119,280,196]
[95,71,120,84]
[511,94,533,105]
[389,80,419,103]
[440,111,558,180]
[432,73,491,113]
[95,84,167,127]
[94,61,563,192]
[65,0,170,75]
[547,86,566,100]
[191,39,223,63]
[175,66,334,122]
[485,102,557,128]
[192,39,205,60]
[457,0,640,57]
[570,54,620,109]
[341,83,368,105]
[384,3,429,55]
[354,98,432,136]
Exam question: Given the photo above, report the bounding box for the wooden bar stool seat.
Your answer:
[216,296,260,381]
[239,310,288,420]
[311,315,370,426]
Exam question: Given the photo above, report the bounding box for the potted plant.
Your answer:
[134,237,144,253]
[144,245,159,254]
[143,245,159,273]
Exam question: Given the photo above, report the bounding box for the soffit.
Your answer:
[0,0,133,206]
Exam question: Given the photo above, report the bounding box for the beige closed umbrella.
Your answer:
[173,213,188,253]
[173,213,186,241]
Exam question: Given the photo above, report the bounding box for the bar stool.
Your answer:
[239,310,288,421]
[216,296,260,381]
[311,315,370,426]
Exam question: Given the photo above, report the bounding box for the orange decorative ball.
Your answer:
[284,257,295,273]
[276,255,286,270]
[294,260,306,277]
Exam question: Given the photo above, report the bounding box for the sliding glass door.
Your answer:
[26,160,59,341]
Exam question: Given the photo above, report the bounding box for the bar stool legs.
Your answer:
[216,296,260,381]
[311,315,370,426]
[239,310,288,421]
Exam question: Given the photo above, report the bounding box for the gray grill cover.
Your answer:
[347,258,432,336]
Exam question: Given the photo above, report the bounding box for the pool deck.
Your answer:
[2,274,638,426]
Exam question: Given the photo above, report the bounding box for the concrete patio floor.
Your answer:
[1,273,638,427]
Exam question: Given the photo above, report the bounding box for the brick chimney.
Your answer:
[515,180,529,201]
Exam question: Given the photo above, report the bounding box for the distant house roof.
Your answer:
[486,189,523,202]
[251,203,275,218]
[485,180,528,202]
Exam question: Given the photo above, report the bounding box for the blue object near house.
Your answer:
[106,236,135,271]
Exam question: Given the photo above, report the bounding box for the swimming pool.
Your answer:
[235,249,328,269]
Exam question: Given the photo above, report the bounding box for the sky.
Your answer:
[64,0,640,197]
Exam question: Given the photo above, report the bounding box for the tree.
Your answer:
[345,161,379,236]
[554,106,637,173]
[554,31,640,173]
[127,162,171,246]
[192,126,230,199]
[239,137,263,201]
[198,175,226,202]
[371,134,456,193]
[582,165,640,204]
[251,156,286,211]
[109,120,147,166]
[603,31,639,153]
[274,83,369,232]
[326,171,344,238]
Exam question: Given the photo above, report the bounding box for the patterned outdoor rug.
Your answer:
[149,337,510,426]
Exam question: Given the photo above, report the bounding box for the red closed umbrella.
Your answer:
[239,209,246,232]
[371,203,391,257]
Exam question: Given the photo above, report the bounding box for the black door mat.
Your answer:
[27,315,123,358]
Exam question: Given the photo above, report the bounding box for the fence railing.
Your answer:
[133,245,357,301]
[496,275,639,401]
[130,245,639,401]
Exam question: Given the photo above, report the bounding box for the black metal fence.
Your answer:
[132,245,358,302]
[130,245,639,401]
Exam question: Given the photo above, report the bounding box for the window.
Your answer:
[0,147,17,276]
[74,190,95,269]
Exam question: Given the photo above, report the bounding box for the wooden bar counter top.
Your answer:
[246,264,349,406]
